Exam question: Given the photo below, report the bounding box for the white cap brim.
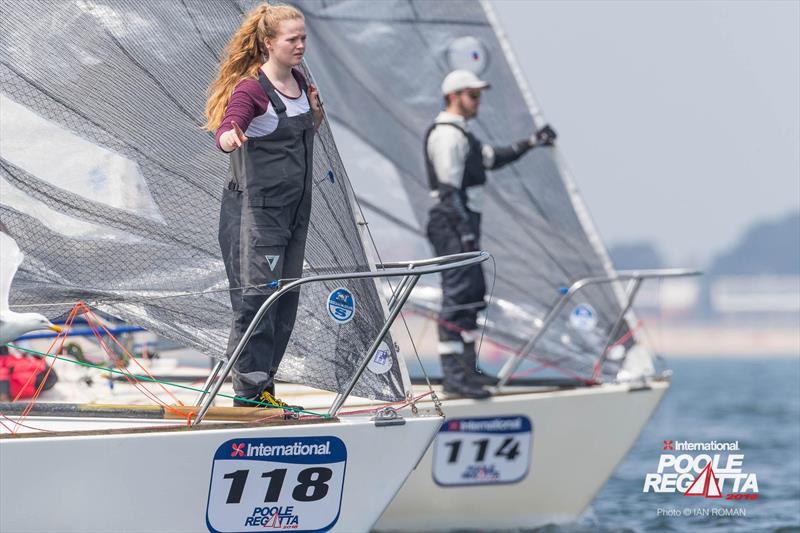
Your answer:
[441,70,492,94]
[443,80,491,94]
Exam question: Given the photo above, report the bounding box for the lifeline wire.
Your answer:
[7,278,301,310]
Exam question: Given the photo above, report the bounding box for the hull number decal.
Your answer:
[432,415,532,486]
[207,436,347,532]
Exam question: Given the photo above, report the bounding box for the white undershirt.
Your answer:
[244,89,310,138]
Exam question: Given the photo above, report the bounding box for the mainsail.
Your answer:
[0,0,406,401]
[296,0,635,379]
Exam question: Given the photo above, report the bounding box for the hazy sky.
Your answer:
[493,0,799,266]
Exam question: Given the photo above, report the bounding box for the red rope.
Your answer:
[82,304,185,407]
[403,309,649,385]
[591,320,645,381]
[11,304,82,433]
[250,411,290,424]
[81,316,191,424]
[336,390,435,416]
[1,412,52,434]
[403,309,597,383]
[12,304,79,403]
[248,391,439,423]
[79,304,172,408]
[4,301,194,434]
[0,417,14,434]
[80,305,193,423]
[510,365,549,379]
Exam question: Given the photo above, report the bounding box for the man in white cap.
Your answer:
[425,69,556,399]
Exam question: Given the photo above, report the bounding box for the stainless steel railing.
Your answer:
[193,251,489,424]
[495,268,701,387]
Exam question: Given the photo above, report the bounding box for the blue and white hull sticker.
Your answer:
[206,437,347,532]
[432,415,532,487]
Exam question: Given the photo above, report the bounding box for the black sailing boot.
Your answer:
[462,341,499,386]
[440,353,490,400]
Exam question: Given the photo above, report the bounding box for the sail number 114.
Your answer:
[444,437,521,463]
[432,415,533,486]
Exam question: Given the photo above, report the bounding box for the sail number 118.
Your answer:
[223,467,333,504]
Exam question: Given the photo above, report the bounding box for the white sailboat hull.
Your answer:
[376,380,669,531]
[19,364,669,530]
[0,414,441,532]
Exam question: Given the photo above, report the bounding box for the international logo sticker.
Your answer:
[432,415,532,487]
[327,287,355,324]
[367,341,393,375]
[206,436,347,532]
[569,303,597,331]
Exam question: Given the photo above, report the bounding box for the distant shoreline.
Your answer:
[642,325,799,358]
[662,351,799,359]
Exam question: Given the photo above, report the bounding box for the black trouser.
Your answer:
[219,188,309,398]
[426,206,486,348]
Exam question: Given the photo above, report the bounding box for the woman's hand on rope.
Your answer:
[308,84,324,130]
[221,121,248,152]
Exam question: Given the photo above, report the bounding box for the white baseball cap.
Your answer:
[441,70,491,95]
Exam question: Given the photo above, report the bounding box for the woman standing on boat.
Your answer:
[204,3,323,408]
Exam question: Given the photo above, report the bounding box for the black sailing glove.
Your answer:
[535,124,557,146]
[490,124,558,169]
[460,233,478,252]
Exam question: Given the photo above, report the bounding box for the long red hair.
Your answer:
[204,3,304,131]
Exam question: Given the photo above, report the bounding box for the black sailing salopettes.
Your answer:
[424,122,487,346]
[218,69,315,399]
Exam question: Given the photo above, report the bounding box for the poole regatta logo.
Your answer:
[244,506,299,528]
[644,439,759,501]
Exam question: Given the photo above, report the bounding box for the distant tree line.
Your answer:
[609,210,800,276]
[708,211,799,276]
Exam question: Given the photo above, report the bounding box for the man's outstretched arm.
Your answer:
[484,124,558,170]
